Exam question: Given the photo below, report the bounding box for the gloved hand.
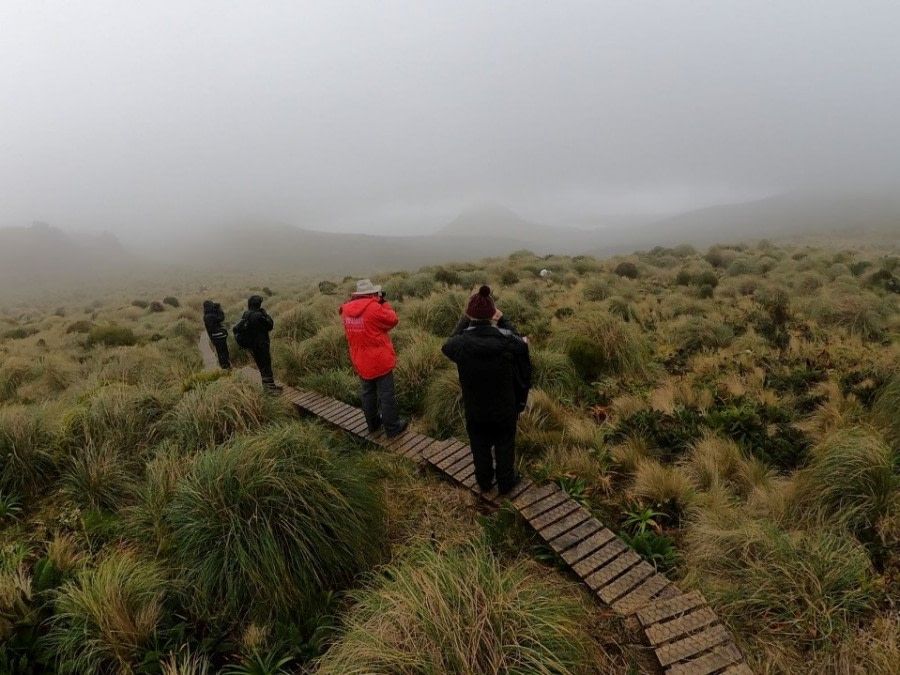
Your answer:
[378,291,387,304]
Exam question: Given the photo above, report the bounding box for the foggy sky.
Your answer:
[2,1,899,243]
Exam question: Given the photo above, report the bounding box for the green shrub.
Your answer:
[163,296,180,308]
[614,261,639,279]
[608,296,638,322]
[300,368,360,406]
[85,325,137,348]
[695,269,719,287]
[46,551,171,674]
[871,375,900,450]
[530,348,582,399]
[148,301,166,313]
[318,280,338,295]
[273,305,329,342]
[583,278,611,301]
[62,442,138,510]
[275,325,350,380]
[165,375,289,450]
[2,327,38,340]
[167,423,385,621]
[316,541,594,674]
[790,429,898,540]
[131,300,150,309]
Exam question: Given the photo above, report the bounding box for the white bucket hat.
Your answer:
[351,278,382,296]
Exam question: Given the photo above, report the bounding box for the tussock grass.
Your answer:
[317,540,596,675]
[62,441,138,510]
[529,348,582,399]
[0,405,57,497]
[46,550,170,674]
[790,429,898,539]
[167,423,385,621]
[300,367,360,405]
[556,312,651,379]
[684,508,880,650]
[123,445,190,554]
[871,374,900,450]
[406,291,467,337]
[393,330,448,415]
[275,324,350,380]
[632,460,696,511]
[164,375,289,450]
[672,317,735,355]
[421,368,465,438]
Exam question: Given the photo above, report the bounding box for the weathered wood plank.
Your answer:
[518,490,570,520]
[666,640,742,675]
[548,519,605,553]
[528,500,581,531]
[656,624,730,667]
[435,446,471,471]
[720,664,753,675]
[511,484,558,510]
[598,561,655,604]
[570,536,627,574]
[646,607,718,646]
[638,591,706,627]
[583,549,641,591]
[612,573,671,615]
[538,508,592,542]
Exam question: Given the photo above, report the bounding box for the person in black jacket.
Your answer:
[442,286,531,494]
[242,294,280,391]
[202,300,231,369]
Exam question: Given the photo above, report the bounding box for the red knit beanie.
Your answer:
[466,285,496,320]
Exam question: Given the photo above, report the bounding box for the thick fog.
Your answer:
[2,0,900,244]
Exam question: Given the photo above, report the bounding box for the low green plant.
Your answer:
[0,490,22,521]
[0,406,57,497]
[85,324,137,348]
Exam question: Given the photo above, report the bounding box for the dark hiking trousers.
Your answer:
[211,337,231,369]
[250,343,275,387]
[467,418,518,492]
[360,371,401,433]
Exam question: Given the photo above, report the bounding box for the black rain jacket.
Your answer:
[241,295,274,347]
[202,301,228,341]
[441,319,532,425]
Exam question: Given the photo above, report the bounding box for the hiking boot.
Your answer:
[385,419,409,438]
[367,416,382,433]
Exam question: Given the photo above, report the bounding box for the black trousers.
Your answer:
[360,371,401,433]
[250,342,275,386]
[211,337,231,369]
[466,417,517,492]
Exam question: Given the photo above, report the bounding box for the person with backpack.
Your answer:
[234,294,280,391]
[441,286,531,495]
[202,300,231,369]
[340,279,408,437]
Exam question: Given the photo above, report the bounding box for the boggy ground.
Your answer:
[1,238,898,673]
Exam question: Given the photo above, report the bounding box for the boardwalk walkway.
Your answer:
[198,334,750,675]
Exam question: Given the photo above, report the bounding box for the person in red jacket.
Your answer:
[340,279,408,437]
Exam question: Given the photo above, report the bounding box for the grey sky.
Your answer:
[2,1,899,241]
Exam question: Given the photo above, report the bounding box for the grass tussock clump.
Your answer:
[164,375,289,450]
[317,540,596,675]
[167,423,385,621]
[790,428,898,540]
[684,509,880,651]
[393,331,449,416]
[85,324,137,348]
[0,405,57,497]
[421,368,465,438]
[406,291,468,337]
[871,374,900,450]
[557,312,651,380]
[46,550,171,675]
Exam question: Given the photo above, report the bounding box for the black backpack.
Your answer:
[232,312,252,349]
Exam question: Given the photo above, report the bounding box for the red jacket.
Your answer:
[339,297,399,379]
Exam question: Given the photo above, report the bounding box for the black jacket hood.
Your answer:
[203,300,216,313]
[248,295,264,310]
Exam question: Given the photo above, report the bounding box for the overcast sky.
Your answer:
[2,1,899,241]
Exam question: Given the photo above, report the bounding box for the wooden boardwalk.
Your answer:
[199,335,750,675]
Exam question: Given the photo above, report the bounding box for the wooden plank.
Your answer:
[445,455,474,478]
[450,457,476,479]
[638,591,706,627]
[330,408,360,426]
[666,641,742,675]
[569,535,626,573]
[316,400,346,418]
[538,508,592,542]
[561,529,617,565]
[322,404,354,421]
[646,607,718,646]
[548,519,604,552]
[584,549,641,591]
[721,664,753,675]
[654,584,683,601]
[528,500,581,531]
[598,561,655,604]
[458,470,479,490]
[518,490,570,520]
[496,478,531,502]
[511,483,558,510]
[612,574,671,616]
[435,446,471,471]
[346,418,370,435]
[656,624,730,667]
[405,435,435,457]
[426,441,464,464]
[301,396,331,413]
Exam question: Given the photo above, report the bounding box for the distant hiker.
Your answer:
[340,279,408,437]
[202,300,231,369]
[235,294,280,391]
[442,286,531,494]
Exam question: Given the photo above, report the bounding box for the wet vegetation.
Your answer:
[1,239,898,673]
